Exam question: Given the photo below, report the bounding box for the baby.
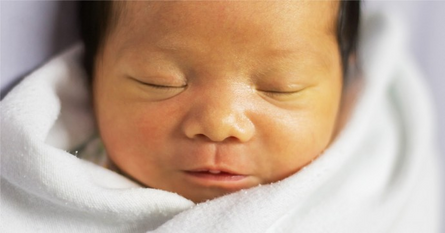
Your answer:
[79,1,359,203]
[3,1,442,231]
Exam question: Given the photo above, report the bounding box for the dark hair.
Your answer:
[337,1,360,83]
[79,1,360,82]
[79,1,114,79]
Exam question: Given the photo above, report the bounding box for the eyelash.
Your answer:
[144,83,187,89]
[132,77,303,97]
[260,90,301,96]
[132,77,187,89]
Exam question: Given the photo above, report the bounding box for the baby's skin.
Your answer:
[93,1,343,203]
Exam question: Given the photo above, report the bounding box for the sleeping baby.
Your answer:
[82,0,356,203]
[1,1,441,232]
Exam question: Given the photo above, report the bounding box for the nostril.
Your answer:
[193,133,213,141]
[181,105,255,142]
[185,126,254,143]
[223,136,242,143]
[192,133,233,142]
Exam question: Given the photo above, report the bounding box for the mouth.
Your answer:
[182,166,251,188]
[185,169,247,181]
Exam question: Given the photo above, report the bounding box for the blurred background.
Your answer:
[1,0,444,229]
[363,3,445,228]
[364,1,445,155]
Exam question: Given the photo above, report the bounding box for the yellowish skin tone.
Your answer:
[94,1,343,203]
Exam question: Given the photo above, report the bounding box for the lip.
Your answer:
[185,171,246,181]
[183,166,250,188]
[187,166,244,175]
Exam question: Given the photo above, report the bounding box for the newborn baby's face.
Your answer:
[94,1,342,203]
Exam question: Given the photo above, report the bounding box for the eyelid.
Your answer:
[130,76,187,89]
[263,90,299,94]
[257,86,309,101]
[261,91,298,99]
[143,82,187,89]
[259,89,303,96]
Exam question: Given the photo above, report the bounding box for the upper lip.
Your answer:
[185,166,245,176]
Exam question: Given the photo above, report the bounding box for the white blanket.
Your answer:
[1,12,442,233]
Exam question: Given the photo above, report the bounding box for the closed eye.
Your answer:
[130,77,187,89]
[141,82,187,89]
[263,90,300,95]
[257,86,310,101]
[259,89,303,97]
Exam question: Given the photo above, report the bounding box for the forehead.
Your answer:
[112,1,339,38]
[106,1,340,67]
[117,1,339,26]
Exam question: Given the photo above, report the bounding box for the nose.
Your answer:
[181,86,255,143]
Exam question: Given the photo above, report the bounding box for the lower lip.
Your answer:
[184,171,247,182]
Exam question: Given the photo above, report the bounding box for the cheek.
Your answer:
[95,101,180,184]
[256,82,341,180]
[98,102,176,156]
[93,62,178,158]
[261,110,331,160]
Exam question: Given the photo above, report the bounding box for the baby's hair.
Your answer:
[79,1,360,83]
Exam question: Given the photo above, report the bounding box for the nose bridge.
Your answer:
[182,81,255,142]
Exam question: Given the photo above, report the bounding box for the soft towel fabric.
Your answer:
[1,12,442,233]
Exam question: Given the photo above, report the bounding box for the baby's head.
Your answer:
[79,1,359,203]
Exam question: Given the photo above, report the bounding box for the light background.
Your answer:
[363,3,445,228]
[1,0,444,228]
